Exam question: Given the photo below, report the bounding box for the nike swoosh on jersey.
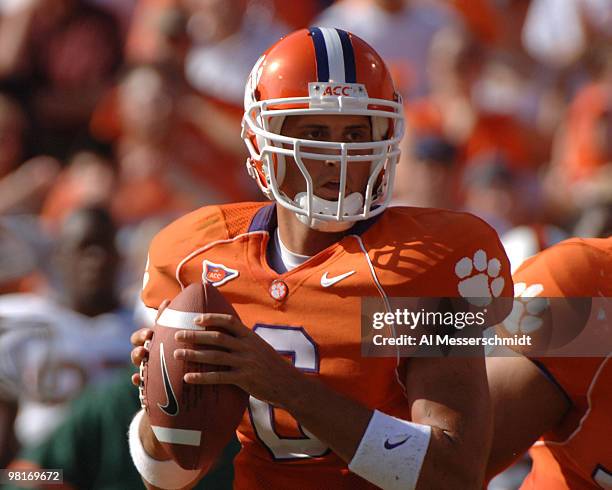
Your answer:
[384,434,412,450]
[321,270,355,287]
[158,342,179,416]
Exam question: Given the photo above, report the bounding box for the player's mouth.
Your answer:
[317,180,344,199]
[324,180,341,191]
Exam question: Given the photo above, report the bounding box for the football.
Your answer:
[141,282,248,471]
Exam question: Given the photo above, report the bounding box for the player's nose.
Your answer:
[324,158,340,167]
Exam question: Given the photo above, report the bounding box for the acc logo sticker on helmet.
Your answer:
[309,82,368,98]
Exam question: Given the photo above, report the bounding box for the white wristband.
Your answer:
[128,409,201,490]
[348,410,431,490]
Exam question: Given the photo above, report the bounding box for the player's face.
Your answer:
[280,115,373,201]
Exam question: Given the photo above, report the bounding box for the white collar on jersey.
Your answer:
[274,228,311,271]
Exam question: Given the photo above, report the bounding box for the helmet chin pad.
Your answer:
[294,192,364,232]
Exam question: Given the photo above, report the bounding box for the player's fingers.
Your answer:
[175,329,245,351]
[131,328,153,347]
[131,346,149,366]
[131,372,141,387]
[194,313,250,337]
[174,348,242,367]
[183,370,238,385]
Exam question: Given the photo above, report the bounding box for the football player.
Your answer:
[129,28,513,490]
[486,236,611,489]
[0,206,135,461]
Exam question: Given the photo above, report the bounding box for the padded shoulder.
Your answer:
[358,206,512,302]
[364,206,500,250]
[515,237,612,297]
[149,202,268,266]
[142,203,268,311]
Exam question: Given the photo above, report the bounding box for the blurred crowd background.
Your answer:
[0,0,610,488]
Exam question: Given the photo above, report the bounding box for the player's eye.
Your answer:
[344,129,370,142]
[302,128,328,140]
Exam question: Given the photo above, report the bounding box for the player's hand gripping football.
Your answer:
[130,299,169,387]
[130,302,303,408]
[173,313,303,407]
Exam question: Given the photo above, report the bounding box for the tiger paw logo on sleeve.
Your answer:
[455,249,505,307]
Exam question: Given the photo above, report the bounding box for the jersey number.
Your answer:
[248,324,328,460]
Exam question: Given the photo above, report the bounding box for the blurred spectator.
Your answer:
[183,0,287,104]
[407,26,539,171]
[445,0,504,44]
[0,93,62,215]
[182,0,288,167]
[271,0,330,30]
[545,51,612,219]
[573,201,612,238]
[6,366,239,490]
[461,152,521,236]
[393,133,459,209]
[0,206,136,453]
[125,0,189,65]
[0,94,27,179]
[41,143,116,228]
[406,26,482,143]
[126,0,327,65]
[315,0,461,98]
[0,212,53,289]
[93,0,137,33]
[0,224,40,295]
[522,0,587,69]
[522,0,612,70]
[0,0,123,158]
[0,156,61,215]
[91,63,254,225]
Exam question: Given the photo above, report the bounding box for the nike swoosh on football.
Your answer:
[384,435,411,450]
[321,270,355,287]
[158,342,179,417]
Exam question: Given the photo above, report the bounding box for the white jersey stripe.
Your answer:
[319,27,345,82]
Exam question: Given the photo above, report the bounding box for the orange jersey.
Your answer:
[142,202,513,489]
[514,237,612,490]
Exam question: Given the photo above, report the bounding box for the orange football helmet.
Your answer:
[242,27,404,231]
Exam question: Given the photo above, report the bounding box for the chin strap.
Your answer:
[294,192,364,232]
